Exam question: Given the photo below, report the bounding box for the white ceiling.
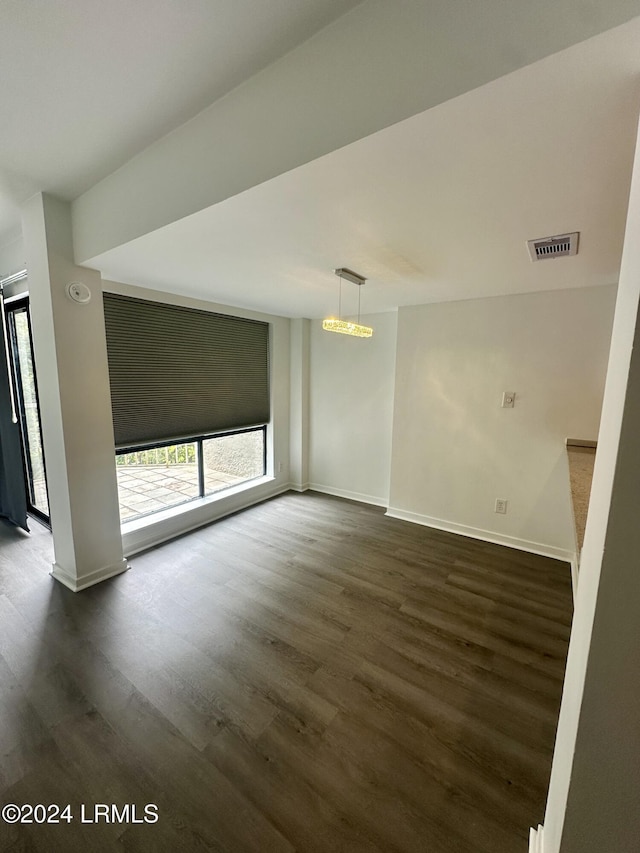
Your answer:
[96,19,640,318]
[2,4,640,319]
[0,0,361,242]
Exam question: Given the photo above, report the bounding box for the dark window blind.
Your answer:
[103,293,270,449]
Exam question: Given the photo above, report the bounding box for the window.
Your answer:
[104,294,270,524]
[202,429,265,495]
[115,426,265,523]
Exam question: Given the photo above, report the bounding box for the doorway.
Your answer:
[5,296,50,525]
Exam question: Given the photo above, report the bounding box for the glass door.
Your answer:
[6,299,49,523]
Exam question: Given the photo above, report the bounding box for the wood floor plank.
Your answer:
[320,710,524,853]
[206,727,386,853]
[0,493,573,852]
[378,616,565,719]
[448,569,571,621]
[307,664,540,832]
[255,708,450,853]
[354,658,553,790]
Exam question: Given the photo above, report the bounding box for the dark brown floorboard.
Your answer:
[0,492,573,852]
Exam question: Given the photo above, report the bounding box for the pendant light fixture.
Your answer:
[322,268,373,338]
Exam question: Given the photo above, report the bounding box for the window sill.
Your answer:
[121,475,286,556]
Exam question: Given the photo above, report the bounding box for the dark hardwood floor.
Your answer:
[0,492,573,852]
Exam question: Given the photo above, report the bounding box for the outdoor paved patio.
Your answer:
[32,478,49,516]
[116,464,246,521]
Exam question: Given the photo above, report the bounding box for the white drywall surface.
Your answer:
[309,311,397,505]
[388,286,615,556]
[544,111,640,853]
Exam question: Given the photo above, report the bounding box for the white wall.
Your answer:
[309,311,397,506]
[0,235,26,279]
[388,286,616,559]
[290,318,310,490]
[542,112,640,853]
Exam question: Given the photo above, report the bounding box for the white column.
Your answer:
[21,193,127,591]
[540,113,640,851]
[289,318,310,490]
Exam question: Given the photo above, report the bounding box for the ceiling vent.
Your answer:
[527,232,579,262]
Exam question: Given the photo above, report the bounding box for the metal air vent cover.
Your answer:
[527,232,579,262]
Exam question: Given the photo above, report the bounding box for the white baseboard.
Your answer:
[529,823,544,852]
[385,507,574,565]
[288,482,310,493]
[51,558,130,592]
[570,554,579,604]
[307,483,387,508]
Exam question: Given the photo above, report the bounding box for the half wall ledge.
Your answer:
[566,438,597,565]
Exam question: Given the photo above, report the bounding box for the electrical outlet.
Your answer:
[495,498,508,514]
[501,391,516,408]
[278,461,283,473]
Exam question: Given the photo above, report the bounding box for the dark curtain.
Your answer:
[0,311,28,531]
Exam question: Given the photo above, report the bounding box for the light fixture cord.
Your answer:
[338,274,342,321]
[357,283,361,325]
